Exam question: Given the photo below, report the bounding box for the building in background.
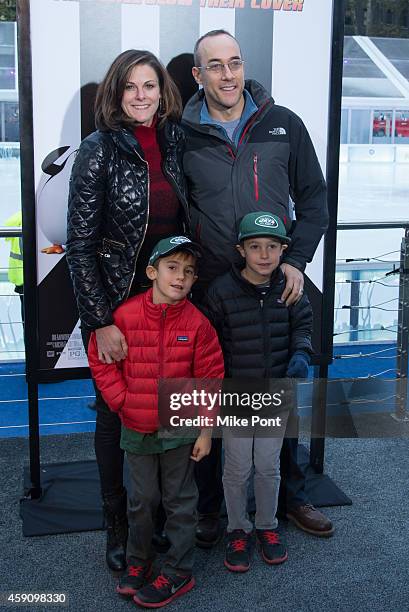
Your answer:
[345,0,409,38]
[0,10,19,151]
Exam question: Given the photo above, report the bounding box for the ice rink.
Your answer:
[1,158,20,222]
[338,162,409,223]
[337,160,408,261]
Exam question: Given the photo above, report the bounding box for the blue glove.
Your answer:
[286,351,311,378]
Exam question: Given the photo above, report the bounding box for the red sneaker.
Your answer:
[116,562,152,596]
[256,529,288,565]
[224,530,251,573]
[133,573,195,608]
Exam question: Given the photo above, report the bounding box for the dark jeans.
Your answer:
[126,445,197,577]
[82,328,124,499]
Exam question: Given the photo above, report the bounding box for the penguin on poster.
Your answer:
[37,145,78,254]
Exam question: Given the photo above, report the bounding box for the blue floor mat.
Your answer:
[0,361,96,437]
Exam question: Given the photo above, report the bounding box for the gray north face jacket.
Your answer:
[182,80,328,286]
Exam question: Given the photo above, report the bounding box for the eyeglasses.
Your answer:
[197,60,244,74]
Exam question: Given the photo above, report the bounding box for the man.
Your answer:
[182,30,333,544]
[5,211,24,326]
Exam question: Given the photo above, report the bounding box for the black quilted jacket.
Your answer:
[66,122,189,331]
[202,265,313,378]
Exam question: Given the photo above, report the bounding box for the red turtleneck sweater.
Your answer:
[130,123,181,291]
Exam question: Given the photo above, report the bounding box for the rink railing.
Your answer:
[337,220,409,421]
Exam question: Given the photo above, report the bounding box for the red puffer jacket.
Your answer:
[87,288,224,433]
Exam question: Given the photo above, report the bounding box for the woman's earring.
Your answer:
[159,98,164,116]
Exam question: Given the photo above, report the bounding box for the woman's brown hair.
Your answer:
[95,49,182,130]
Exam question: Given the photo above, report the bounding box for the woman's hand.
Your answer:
[95,325,128,364]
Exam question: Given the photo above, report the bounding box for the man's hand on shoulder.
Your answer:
[280,263,304,306]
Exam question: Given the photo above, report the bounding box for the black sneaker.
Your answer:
[224,530,251,572]
[133,573,195,608]
[116,562,153,596]
[256,529,288,565]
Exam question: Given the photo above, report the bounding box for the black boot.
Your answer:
[196,512,221,549]
[103,489,128,572]
[152,530,170,553]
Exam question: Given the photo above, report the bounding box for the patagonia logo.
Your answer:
[255,215,279,229]
[269,127,286,136]
[177,336,189,342]
[170,236,190,245]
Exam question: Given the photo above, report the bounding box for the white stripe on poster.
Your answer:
[80,1,122,85]
[272,0,333,172]
[272,1,333,291]
[121,4,160,56]
[31,0,81,284]
[30,0,81,189]
[199,7,236,38]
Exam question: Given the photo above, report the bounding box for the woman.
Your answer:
[66,50,189,572]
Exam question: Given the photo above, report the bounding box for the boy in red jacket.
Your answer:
[88,236,224,608]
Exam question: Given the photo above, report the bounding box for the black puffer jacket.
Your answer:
[66,122,189,331]
[203,266,313,378]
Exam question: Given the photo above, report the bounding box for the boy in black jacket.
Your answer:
[203,212,313,573]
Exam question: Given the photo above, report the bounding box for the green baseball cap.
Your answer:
[238,212,291,244]
[148,236,202,266]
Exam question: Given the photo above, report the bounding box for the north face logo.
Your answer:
[269,127,286,136]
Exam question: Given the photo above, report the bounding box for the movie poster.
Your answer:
[27,0,335,373]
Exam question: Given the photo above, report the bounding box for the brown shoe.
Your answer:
[286,504,334,537]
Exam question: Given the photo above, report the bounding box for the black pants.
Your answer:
[126,445,197,577]
[82,328,124,498]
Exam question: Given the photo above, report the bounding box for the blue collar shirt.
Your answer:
[200,89,258,147]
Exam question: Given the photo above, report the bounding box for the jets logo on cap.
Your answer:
[255,215,279,229]
[170,236,190,245]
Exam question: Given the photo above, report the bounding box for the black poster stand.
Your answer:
[18,0,348,533]
[18,0,41,500]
